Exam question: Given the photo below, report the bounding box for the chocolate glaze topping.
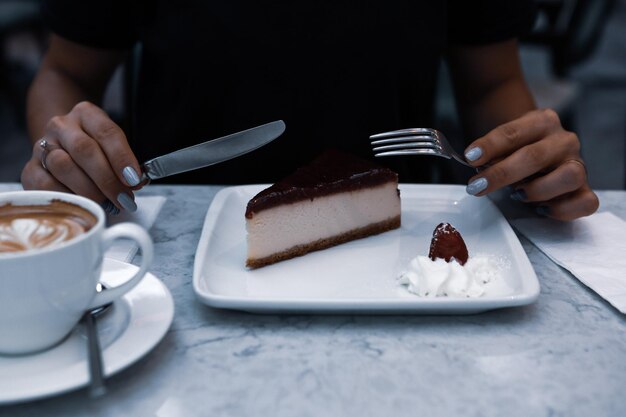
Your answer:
[245,150,398,218]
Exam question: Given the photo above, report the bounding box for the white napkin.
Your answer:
[105,196,166,262]
[512,212,626,313]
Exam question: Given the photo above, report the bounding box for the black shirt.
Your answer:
[42,0,535,184]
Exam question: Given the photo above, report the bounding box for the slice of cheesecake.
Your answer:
[245,150,401,268]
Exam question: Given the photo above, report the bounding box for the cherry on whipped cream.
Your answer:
[428,222,469,265]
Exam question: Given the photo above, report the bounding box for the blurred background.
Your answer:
[1,0,625,188]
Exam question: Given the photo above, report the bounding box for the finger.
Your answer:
[72,101,143,187]
[22,156,120,215]
[510,160,587,202]
[537,186,599,221]
[21,158,72,193]
[464,109,564,167]
[44,147,108,203]
[466,131,579,196]
[47,118,137,212]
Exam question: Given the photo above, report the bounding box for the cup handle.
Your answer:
[87,223,154,309]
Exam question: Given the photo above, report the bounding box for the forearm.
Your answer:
[26,35,126,143]
[447,40,536,140]
[26,61,102,142]
[456,76,536,139]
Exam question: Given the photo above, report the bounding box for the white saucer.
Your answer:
[0,258,174,405]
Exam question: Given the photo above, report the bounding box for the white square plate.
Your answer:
[192,184,539,314]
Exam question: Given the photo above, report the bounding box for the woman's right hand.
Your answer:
[21,101,144,214]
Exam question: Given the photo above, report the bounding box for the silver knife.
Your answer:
[141,120,286,180]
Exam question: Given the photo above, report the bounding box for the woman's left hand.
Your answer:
[463,108,599,221]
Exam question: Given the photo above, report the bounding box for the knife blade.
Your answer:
[141,120,286,180]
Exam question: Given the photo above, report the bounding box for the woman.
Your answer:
[21,0,598,220]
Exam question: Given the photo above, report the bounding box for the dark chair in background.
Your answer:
[526,0,617,77]
[522,0,625,188]
[0,0,42,125]
[522,0,617,128]
[438,0,617,132]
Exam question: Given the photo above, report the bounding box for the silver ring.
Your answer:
[39,139,57,171]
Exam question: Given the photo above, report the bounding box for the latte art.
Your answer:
[1,218,80,252]
[0,200,97,253]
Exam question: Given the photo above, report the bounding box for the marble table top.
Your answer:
[1,184,625,417]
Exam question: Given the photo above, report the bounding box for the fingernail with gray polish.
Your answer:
[122,166,141,187]
[117,193,137,212]
[536,206,550,216]
[510,189,527,201]
[466,177,488,195]
[101,199,120,216]
[465,147,483,162]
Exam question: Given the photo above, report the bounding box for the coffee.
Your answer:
[1,190,153,354]
[0,200,98,253]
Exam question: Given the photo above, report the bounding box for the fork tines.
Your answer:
[370,128,442,158]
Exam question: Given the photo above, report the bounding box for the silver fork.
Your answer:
[370,128,473,168]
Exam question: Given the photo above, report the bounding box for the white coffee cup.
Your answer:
[0,191,154,355]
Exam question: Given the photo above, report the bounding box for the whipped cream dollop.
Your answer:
[398,255,501,298]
